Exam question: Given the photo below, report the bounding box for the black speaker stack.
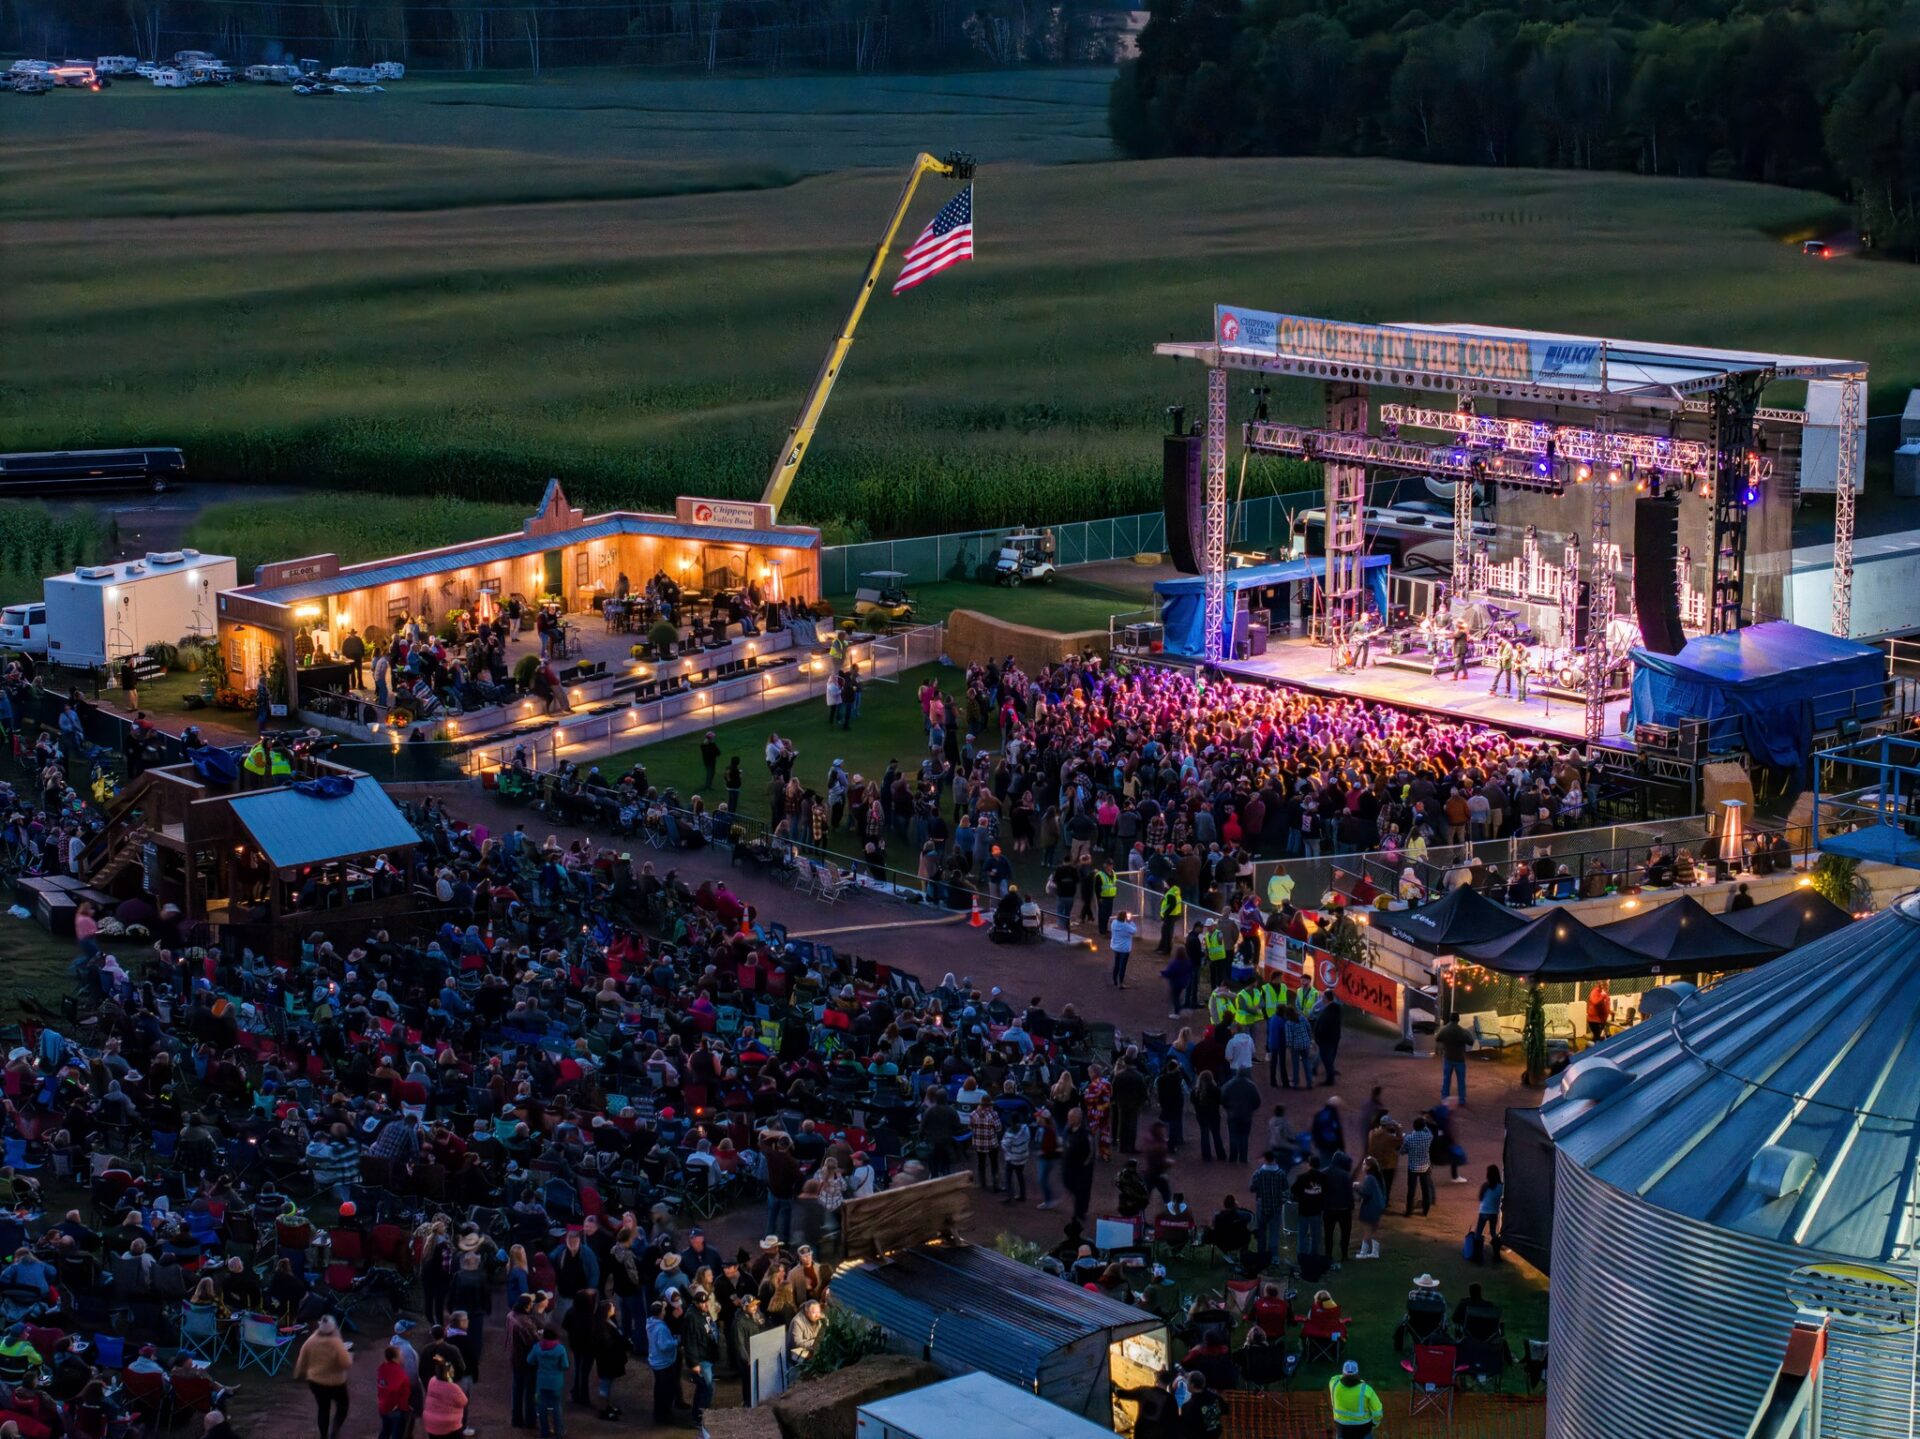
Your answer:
[1631,495,1687,655]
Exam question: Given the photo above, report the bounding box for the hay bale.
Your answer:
[770,1355,945,1439]
[703,1406,785,1439]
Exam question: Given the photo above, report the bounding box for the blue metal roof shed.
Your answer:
[227,779,420,869]
[830,1244,1164,1424]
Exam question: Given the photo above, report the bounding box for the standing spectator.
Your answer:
[1311,1097,1345,1163]
[1474,1165,1505,1252]
[1354,1157,1388,1259]
[340,627,366,692]
[1433,1011,1475,1103]
[1000,1114,1030,1203]
[1110,1059,1149,1155]
[1311,992,1345,1085]
[506,1297,540,1430]
[1063,1108,1095,1222]
[1156,883,1184,955]
[1161,945,1193,1019]
[1290,1155,1326,1261]
[1192,1072,1224,1164]
[1400,1117,1436,1217]
[423,1358,468,1439]
[528,1327,572,1437]
[1323,1150,1356,1266]
[699,731,721,791]
[1221,1069,1261,1165]
[1248,1151,1289,1260]
[375,1347,410,1439]
[591,1297,629,1420]
[1034,1110,1061,1210]
[643,1304,680,1426]
[969,1097,1002,1190]
[292,1315,352,1439]
[1155,1062,1188,1156]
[1109,910,1138,989]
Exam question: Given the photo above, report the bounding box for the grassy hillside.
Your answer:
[5,70,1913,541]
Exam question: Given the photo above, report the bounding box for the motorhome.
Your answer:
[95,55,142,74]
[150,67,189,87]
[245,63,298,83]
[325,65,379,84]
[371,60,405,79]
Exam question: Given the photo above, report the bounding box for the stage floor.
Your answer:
[1213,634,1634,748]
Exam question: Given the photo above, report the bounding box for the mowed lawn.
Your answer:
[8,70,1917,539]
[829,572,1161,632]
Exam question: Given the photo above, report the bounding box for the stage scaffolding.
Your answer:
[1160,310,1865,745]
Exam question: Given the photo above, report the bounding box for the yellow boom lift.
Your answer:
[758,150,975,520]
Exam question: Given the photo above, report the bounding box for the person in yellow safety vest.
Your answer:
[1200,923,1228,980]
[1231,985,1263,1028]
[1208,986,1237,1027]
[244,741,270,776]
[269,746,293,776]
[1155,883,1184,956]
[1266,870,1295,908]
[1095,865,1119,936]
[1299,982,1322,1018]
[1255,976,1284,1021]
[827,633,849,675]
[1329,1361,1384,1436]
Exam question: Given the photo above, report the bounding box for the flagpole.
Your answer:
[759,151,975,520]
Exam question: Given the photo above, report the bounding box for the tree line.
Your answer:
[1109,0,1920,260]
[0,0,1126,74]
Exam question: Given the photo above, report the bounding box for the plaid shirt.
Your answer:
[1248,1163,1290,1214]
[969,1103,1002,1152]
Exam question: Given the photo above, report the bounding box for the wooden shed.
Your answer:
[829,1241,1167,1431]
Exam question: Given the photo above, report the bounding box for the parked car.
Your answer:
[0,447,186,496]
[0,604,50,657]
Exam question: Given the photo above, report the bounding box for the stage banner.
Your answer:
[1213,306,1602,387]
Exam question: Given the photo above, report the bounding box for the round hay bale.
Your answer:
[1131,552,1163,565]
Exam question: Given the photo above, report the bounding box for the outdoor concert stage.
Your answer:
[1210,633,1634,748]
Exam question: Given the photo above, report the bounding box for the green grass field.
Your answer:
[831,572,1161,631]
[7,70,1915,542]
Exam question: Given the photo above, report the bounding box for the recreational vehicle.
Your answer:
[371,60,405,79]
[95,55,141,74]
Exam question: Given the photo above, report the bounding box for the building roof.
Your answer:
[242,513,820,607]
[228,776,420,869]
[831,1243,1158,1388]
[859,1373,1118,1439]
[47,552,235,587]
[1541,895,1920,1264]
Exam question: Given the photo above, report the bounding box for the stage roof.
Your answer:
[1157,308,1864,406]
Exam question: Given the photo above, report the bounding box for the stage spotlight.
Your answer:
[1697,480,1711,499]
[1576,463,1591,482]
[1742,484,1760,506]
[1535,459,1551,478]
[1607,466,1622,485]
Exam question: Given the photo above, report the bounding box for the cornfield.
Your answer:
[0,506,105,607]
[184,495,528,582]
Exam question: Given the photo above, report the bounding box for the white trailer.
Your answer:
[95,55,141,74]
[42,550,236,668]
[857,1375,1117,1439]
[151,67,189,87]
[326,65,378,84]
[372,61,405,79]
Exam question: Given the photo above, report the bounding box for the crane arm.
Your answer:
[760,150,974,519]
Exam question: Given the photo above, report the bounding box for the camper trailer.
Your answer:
[371,60,405,79]
[150,67,189,87]
[95,55,141,74]
[245,63,298,84]
[326,65,379,84]
[42,551,237,668]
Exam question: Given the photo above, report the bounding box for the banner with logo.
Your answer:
[1213,306,1603,387]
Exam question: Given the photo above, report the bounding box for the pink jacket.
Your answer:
[423,1378,467,1437]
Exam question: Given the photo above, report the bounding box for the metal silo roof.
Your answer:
[1541,893,1920,1263]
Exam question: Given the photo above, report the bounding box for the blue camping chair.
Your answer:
[179,1302,224,1363]
[235,1312,298,1374]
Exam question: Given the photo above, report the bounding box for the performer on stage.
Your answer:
[1451,621,1471,682]
[1515,644,1531,703]
[1487,638,1516,699]
[1353,613,1375,671]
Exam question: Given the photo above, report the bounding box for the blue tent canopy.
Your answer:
[1156,556,1390,660]
[1628,621,1886,773]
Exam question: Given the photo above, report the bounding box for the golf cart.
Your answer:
[853,570,915,626]
[992,529,1057,587]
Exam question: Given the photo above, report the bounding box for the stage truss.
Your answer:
[1170,310,1865,746]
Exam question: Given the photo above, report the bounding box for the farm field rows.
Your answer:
[6,71,1919,545]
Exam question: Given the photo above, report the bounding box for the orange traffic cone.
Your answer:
[968,896,985,928]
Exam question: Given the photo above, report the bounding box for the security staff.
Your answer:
[244,741,270,777]
[1200,921,1228,989]
[1095,862,1119,935]
[1155,883,1184,955]
[1208,986,1237,1027]
[1328,1361,1383,1436]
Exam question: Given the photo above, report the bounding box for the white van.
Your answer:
[0,603,49,657]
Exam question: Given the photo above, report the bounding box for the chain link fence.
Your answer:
[819,494,1308,594]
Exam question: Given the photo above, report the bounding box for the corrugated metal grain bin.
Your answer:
[1539,893,1920,1439]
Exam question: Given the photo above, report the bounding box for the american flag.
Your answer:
[892,184,974,295]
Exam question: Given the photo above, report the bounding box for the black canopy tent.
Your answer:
[1456,908,1652,982]
[1376,885,1528,951]
[1720,888,1855,950]
[1590,894,1784,972]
